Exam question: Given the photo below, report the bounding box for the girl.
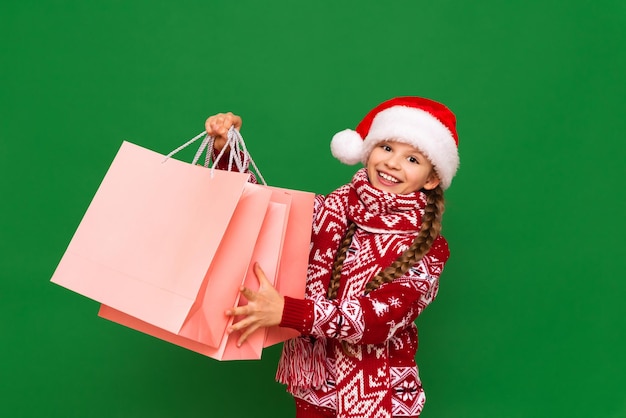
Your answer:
[206,97,460,418]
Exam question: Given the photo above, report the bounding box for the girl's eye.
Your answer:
[382,144,392,152]
[408,156,419,164]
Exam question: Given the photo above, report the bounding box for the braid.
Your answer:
[327,222,357,299]
[364,185,445,294]
[325,187,444,357]
[326,222,358,355]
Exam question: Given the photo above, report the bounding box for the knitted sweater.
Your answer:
[277,169,450,418]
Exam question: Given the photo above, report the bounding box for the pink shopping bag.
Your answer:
[264,187,316,346]
[175,182,274,347]
[98,189,291,360]
[222,190,292,359]
[50,141,262,339]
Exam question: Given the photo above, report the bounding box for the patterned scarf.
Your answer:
[347,168,426,233]
[277,169,428,417]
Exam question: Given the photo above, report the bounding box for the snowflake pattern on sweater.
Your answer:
[278,169,450,418]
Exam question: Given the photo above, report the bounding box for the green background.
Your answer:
[2,1,625,417]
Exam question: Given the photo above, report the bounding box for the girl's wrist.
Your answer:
[279,296,313,334]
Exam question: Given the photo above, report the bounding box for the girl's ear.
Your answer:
[423,172,441,191]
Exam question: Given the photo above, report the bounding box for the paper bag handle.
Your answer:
[163,127,267,185]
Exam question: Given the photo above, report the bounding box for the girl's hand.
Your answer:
[204,112,242,152]
[225,263,284,347]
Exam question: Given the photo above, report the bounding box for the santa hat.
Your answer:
[330,96,460,190]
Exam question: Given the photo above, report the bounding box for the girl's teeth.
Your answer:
[379,172,399,183]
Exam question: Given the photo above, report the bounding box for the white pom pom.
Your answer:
[330,129,363,165]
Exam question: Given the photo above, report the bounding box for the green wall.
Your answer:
[2,1,625,417]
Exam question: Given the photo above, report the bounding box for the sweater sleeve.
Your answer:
[280,236,450,345]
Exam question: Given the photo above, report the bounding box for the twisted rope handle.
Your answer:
[163,126,267,185]
[229,128,267,185]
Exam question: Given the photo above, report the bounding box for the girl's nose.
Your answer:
[384,153,401,169]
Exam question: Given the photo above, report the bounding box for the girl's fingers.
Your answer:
[226,316,259,347]
[205,114,231,136]
[240,286,255,300]
[225,285,258,317]
[237,324,259,347]
[205,116,220,135]
[226,112,242,130]
[225,305,246,317]
[224,263,281,346]
[228,317,250,333]
[254,263,271,286]
[206,113,241,131]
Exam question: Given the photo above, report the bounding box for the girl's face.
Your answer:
[366,141,440,195]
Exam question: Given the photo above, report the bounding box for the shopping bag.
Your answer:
[193,132,316,348]
[54,126,315,360]
[99,189,292,360]
[187,127,316,343]
[224,190,292,358]
[175,181,273,346]
[263,187,315,346]
[50,141,258,337]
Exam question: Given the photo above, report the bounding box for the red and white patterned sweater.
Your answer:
[277,169,450,418]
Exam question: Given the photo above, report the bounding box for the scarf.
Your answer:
[277,169,428,417]
[347,169,426,234]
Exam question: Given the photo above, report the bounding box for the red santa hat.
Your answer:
[330,96,460,190]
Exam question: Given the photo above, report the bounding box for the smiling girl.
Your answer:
[206,96,460,418]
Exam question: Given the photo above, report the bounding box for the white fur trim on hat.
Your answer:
[330,129,364,165]
[362,106,459,190]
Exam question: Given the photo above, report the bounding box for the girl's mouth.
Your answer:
[378,171,400,184]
